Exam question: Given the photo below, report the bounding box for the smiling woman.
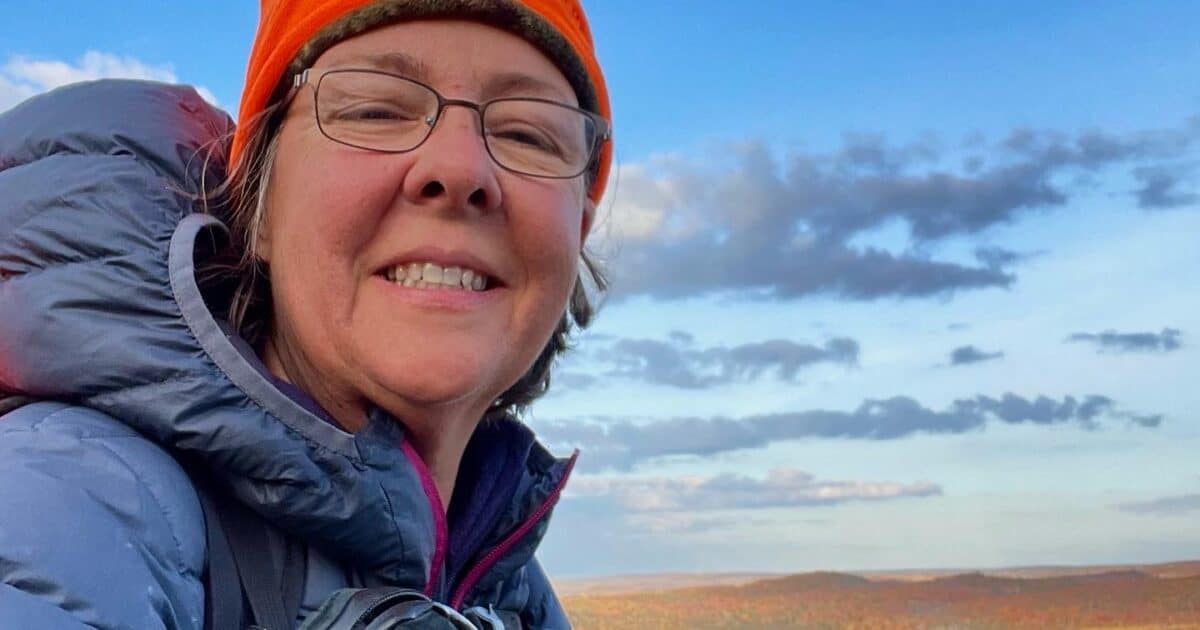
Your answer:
[0,1,611,629]
[253,18,600,502]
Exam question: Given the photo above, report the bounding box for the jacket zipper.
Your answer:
[400,439,449,598]
[449,450,578,609]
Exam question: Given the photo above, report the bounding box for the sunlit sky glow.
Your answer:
[3,1,1197,577]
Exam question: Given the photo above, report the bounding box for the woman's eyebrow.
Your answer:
[328,53,572,102]
[485,72,574,102]
[349,52,432,81]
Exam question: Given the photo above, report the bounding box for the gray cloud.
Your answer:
[1133,165,1198,209]
[604,117,1200,302]
[1115,494,1200,516]
[537,393,1162,471]
[973,246,1026,270]
[568,468,941,513]
[573,335,858,389]
[949,345,1004,366]
[1066,328,1183,353]
[667,330,694,344]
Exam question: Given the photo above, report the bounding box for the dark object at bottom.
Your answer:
[296,587,505,629]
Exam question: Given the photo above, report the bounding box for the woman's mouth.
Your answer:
[381,262,493,291]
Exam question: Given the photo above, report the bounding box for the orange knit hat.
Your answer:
[232,0,613,203]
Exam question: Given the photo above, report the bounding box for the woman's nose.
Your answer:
[401,107,502,213]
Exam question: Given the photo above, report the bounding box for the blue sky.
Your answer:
[3,2,1198,578]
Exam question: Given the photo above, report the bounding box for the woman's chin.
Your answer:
[368,362,501,415]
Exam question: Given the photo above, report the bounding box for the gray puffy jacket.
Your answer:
[0,79,575,629]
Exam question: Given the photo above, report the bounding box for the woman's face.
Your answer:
[259,19,593,427]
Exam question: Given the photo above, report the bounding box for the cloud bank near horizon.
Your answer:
[559,333,859,389]
[1114,494,1200,516]
[567,468,941,513]
[537,393,1162,471]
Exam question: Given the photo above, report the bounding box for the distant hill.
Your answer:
[560,560,1200,629]
[737,571,873,595]
[861,559,1200,582]
[555,558,1200,596]
[554,572,781,597]
[1150,560,1200,578]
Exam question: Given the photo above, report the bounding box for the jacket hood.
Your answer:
[0,79,572,593]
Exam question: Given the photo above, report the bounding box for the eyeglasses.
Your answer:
[292,68,611,179]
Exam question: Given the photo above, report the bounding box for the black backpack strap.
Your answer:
[221,494,298,630]
[198,484,246,630]
[280,538,306,627]
[196,476,307,630]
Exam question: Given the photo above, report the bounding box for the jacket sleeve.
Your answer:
[0,403,207,629]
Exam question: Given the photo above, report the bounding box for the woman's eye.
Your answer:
[335,102,420,122]
[351,108,399,120]
[491,126,560,153]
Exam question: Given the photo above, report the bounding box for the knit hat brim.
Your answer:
[287,0,598,117]
[233,0,612,202]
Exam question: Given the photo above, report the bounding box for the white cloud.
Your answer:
[0,51,218,112]
[620,512,752,535]
[0,73,36,112]
[596,162,671,241]
[568,468,940,513]
[6,51,176,89]
[594,154,716,245]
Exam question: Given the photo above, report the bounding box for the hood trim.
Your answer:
[168,212,360,459]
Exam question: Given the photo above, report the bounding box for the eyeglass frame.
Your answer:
[288,67,612,180]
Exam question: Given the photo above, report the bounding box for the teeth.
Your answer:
[384,261,491,291]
